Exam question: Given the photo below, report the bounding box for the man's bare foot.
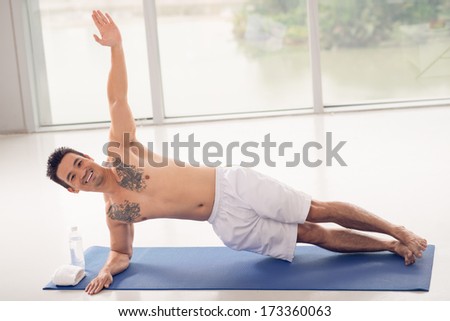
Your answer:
[390,240,416,265]
[393,226,427,258]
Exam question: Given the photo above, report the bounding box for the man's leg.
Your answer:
[297,222,416,265]
[306,200,427,258]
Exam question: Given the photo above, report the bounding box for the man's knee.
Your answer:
[297,222,328,244]
[306,200,331,223]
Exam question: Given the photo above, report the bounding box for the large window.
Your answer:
[26,0,450,127]
[33,0,152,125]
[319,0,450,105]
[155,0,312,117]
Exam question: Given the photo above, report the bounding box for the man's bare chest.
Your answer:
[104,160,152,223]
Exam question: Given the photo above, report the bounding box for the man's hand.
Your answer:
[85,270,113,295]
[92,10,122,47]
[84,247,131,295]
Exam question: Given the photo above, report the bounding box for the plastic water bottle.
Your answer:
[69,226,85,268]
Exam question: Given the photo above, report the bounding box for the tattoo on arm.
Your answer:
[107,200,141,223]
[116,162,147,192]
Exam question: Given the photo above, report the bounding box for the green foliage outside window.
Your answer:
[233,0,450,50]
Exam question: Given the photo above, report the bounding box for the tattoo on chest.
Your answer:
[107,200,141,223]
[116,162,147,192]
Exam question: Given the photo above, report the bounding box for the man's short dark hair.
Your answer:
[46,147,84,189]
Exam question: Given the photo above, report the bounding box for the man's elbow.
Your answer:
[121,248,133,261]
[108,96,128,107]
[118,251,131,271]
[114,252,130,273]
[112,248,132,262]
[122,257,130,270]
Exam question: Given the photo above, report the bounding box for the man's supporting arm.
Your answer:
[85,216,134,295]
[85,250,130,295]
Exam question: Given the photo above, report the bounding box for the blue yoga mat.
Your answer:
[44,245,434,291]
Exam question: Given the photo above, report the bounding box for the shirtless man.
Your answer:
[46,10,427,295]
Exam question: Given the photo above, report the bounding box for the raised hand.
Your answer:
[92,10,122,47]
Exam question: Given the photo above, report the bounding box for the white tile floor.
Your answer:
[1,106,449,301]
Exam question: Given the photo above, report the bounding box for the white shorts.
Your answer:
[208,167,312,262]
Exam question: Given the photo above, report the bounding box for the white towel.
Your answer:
[52,264,86,286]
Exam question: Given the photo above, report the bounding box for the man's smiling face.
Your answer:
[56,153,105,193]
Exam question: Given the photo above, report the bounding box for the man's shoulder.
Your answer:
[108,130,138,148]
[102,156,120,167]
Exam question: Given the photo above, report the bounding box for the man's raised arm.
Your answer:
[92,10,136,143]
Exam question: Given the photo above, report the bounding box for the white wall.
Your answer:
[0,0,28,134]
